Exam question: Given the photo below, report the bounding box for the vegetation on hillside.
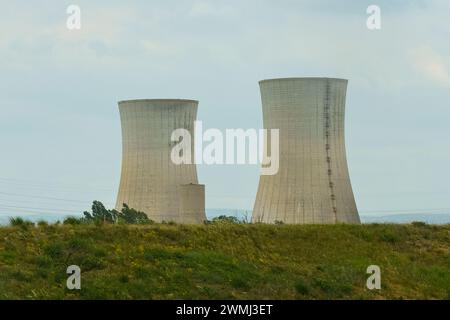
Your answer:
[81,201,153,225]
[0,220,448,300]
[6,201,249,227]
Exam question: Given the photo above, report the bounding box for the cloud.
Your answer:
[410,46,450,87]
[188,1,236,18]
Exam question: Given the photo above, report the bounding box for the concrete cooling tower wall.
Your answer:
[252,78,360,224]
[115,99,206,224]
[178,184,206,224]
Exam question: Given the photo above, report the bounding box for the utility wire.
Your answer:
[0,178,116,192]
[0,191,115,206]
[0,204,81,213]
[360,207,450,214]
[0,191,94,203]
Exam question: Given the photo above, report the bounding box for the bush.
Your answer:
[295,280,310,295]
[9,217,34,228]
[411,221,428,227]
[211,215,241,224]
[37,220,48,227]
[9,217,24,226]
[63,217,83,225]
[379,230,400,243]
[43,243,64,259]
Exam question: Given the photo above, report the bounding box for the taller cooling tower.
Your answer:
[115,99,206,223]
[252,78,360,224]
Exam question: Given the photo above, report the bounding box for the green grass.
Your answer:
[0,223,449,299]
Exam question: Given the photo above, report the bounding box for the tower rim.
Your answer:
[118,99,199,105]
[259,77,348,84]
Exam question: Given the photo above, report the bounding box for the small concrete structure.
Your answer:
[252,78,360,224]
[115,99,206,224]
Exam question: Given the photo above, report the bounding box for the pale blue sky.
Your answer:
[0,0,449,218]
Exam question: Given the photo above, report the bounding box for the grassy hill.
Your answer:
[0,222,449,299]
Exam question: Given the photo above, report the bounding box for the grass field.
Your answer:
[0,222,449,299]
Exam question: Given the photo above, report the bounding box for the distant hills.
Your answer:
[0,209,449,225]
[360,213,450,224]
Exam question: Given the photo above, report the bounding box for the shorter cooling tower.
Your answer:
[115,99,205,224]
[178,184,206,224]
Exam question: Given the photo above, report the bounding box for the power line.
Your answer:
[0,176,448,217]
[0,204,81,214]
[0,176,115,188]
[360,207,450,214]
[0,191,114,205]
[0,210,79,217]
[0,177,116,192]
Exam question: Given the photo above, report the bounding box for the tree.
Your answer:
[116,203,153,225]
[83,200,115,223]
[82,201,153,225]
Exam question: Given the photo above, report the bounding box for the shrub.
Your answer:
[411,221,428,227]
[161,220,177,225]
[37,220,48,227]
[63,217,82,225]
[43,243,64,259]
[295,280,310,295]
[379,230,400,243]
[9,217,34,228]
[211,215,241,224]
[9,217,25,226]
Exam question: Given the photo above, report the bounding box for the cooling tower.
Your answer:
[252,78,360,224]
[115,99,206,224]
